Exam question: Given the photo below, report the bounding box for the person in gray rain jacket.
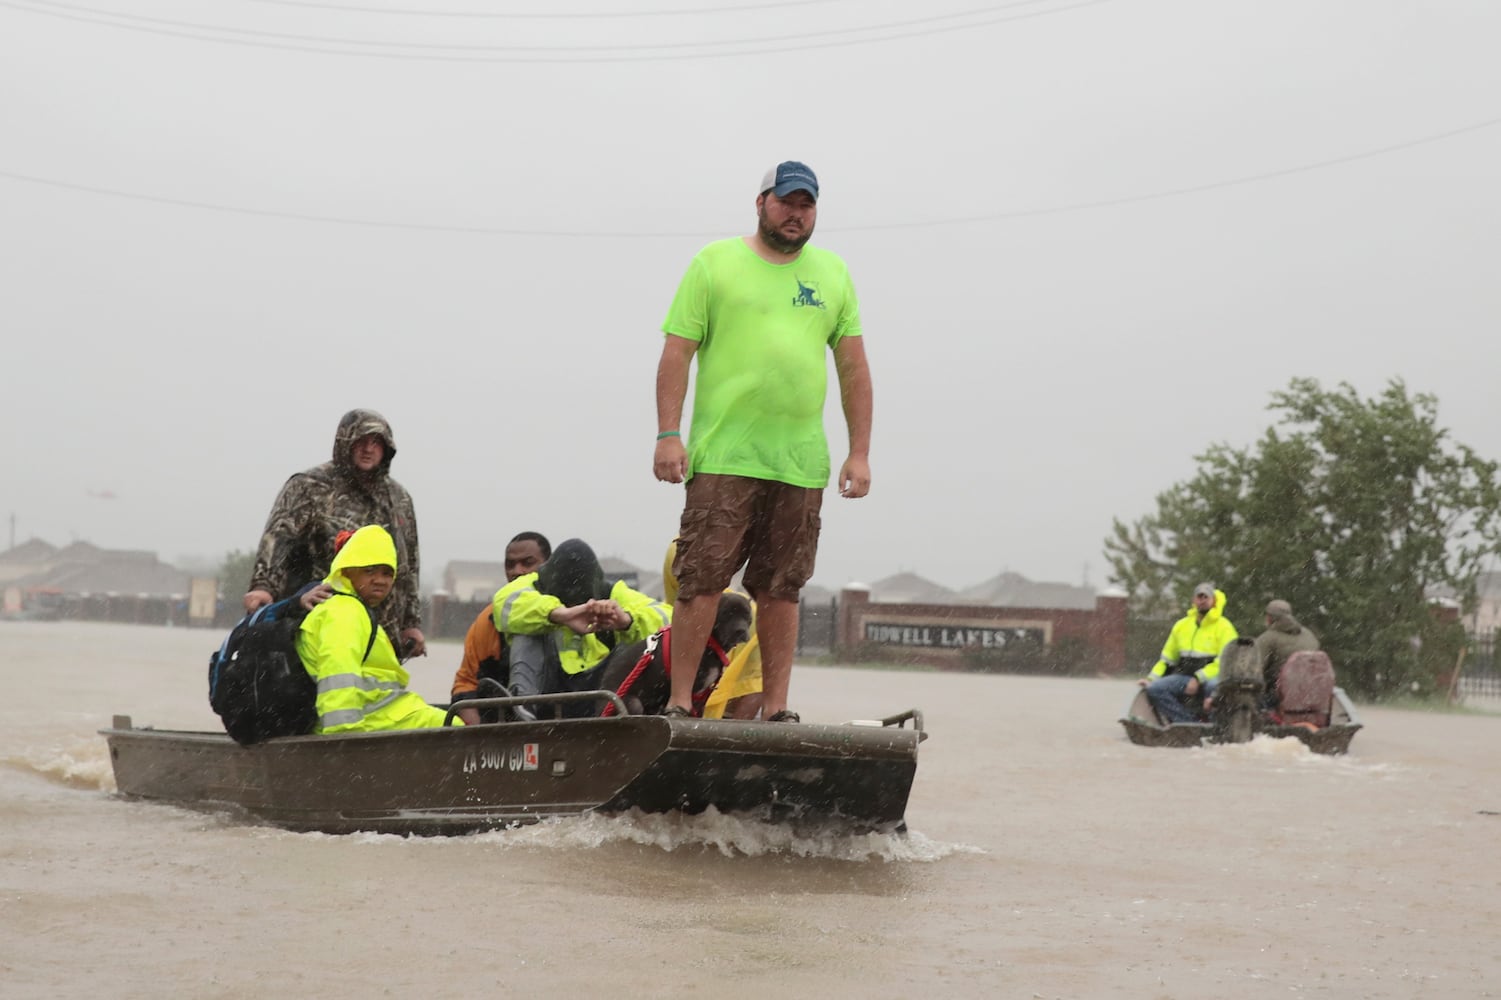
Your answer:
[243,408,425,657]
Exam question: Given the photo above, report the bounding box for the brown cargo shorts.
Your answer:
[673,473,824,603]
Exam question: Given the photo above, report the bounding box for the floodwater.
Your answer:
[2,622,1498,999]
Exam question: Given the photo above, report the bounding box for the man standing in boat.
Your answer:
[1140,582,1239,723]
[244,408,424,657]
[651,160,873,723]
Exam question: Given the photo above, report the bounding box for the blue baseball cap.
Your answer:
[759,161,819,201]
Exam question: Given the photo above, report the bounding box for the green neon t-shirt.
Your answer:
[662,238,862,488]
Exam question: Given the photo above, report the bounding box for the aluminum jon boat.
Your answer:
[101,692,927,836]
[1118,685,1362,755]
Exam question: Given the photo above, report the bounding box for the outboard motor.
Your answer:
[1210,638,1263,744]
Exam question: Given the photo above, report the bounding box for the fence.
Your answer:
[1460,630,1501,703]
[797,597,837,655]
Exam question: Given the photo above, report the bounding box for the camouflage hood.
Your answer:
[332,408,397,479]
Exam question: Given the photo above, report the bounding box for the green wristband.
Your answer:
[656,430,680,440]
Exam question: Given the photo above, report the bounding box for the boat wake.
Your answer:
[2,739,116,792]
[1200,734,1403,775]
[332,808,982,862]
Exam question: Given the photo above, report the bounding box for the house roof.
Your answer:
[1,537,192,597]
[954,571,1099,610]
[52,541,106,563]
[14,559,192,598]
[600,556,643,579]
[443,560,505,578]
[0,538,57,563]
[868,571,956,604]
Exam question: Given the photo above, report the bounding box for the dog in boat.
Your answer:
[594,592,753,716]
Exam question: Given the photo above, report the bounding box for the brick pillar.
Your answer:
[837,584,871,657]
[1093,590,1128,672]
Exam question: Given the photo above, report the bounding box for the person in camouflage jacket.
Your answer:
[244,409,424,656]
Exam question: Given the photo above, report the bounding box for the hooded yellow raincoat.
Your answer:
[1148,588,1239,684]
[295,524,455,733]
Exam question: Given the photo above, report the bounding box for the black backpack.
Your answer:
[207,590,375,745]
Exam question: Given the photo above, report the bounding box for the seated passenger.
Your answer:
[450,531,551,726]
[1253,598,1321,711]
[494,538,670,719]
[296,524,457,733]
[1140,582,1238,724]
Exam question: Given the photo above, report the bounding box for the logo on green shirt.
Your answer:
[792,278,825,310]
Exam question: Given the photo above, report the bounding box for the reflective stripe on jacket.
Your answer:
[493,576,671,675]
[1150,588,1239,683]
[296,524,439,732]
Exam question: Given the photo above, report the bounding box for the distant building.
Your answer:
[0,538,60,586]
[868,571,956,605]
[1460,571,1501,634]
[440,555,647,603]
[1,537,193,624]
[599,557,642,591]
[0,538,190,597]
[441,560,507,602]
[953,570,1099,610]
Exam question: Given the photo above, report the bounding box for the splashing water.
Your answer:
[324,807,983,861]
[4,738,117,792]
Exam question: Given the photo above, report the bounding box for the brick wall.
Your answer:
[835,586,1127,673]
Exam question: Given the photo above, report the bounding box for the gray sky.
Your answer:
[3,0,1499,594]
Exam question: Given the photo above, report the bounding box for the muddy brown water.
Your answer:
[2,622,1497,998]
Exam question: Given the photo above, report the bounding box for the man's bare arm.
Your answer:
[653,334,698,484]
[833,335,873,498]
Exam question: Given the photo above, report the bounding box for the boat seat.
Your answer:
[1275,650,1335,728]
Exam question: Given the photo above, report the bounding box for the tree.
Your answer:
[217,549,256,603]
[1104,378,1501,699]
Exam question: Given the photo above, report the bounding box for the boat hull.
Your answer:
[102,710,925,836]
[1118,687,1362,755]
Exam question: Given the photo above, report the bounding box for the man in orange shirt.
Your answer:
[450,532,550,725]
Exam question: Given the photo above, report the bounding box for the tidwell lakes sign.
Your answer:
[863,622,1046,649]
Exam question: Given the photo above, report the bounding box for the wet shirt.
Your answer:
[663,238,861,488]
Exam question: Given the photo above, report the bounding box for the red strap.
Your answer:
[601,630,667,718]
[687,637,730,711]
[600,630,730,718]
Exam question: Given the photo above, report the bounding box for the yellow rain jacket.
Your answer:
[296,524,454,733]
[663,537,761,718]
[1149,588,1239,684]
[492,574,670,676]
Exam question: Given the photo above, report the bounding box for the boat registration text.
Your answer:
[462,743,539,774]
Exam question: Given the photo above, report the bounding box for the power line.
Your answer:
[837,114,1501,231]
[231,0,885,19]
[0,168,695,236]
[1,0,1110,62]
[2,116,1495,238]
[11,0,1068,51]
